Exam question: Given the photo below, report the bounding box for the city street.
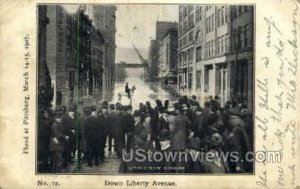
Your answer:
[65,76,178,174]
[37,5,254,175]
[108,76,177,110]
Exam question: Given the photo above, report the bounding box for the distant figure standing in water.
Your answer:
[125,82,131,99]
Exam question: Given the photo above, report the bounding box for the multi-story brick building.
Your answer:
[87,5,117,91]
[178,5,195,92]
[148,21,178,82]
[177,5,254,110]
[226,5,254,110]
[90,26,105,96]
[45,5,71,106]
[158,28,178,85]
[40,5,109,107]
[195,5,231,105]
[38,5,53,110]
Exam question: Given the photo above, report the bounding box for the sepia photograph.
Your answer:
[37,4,255,174]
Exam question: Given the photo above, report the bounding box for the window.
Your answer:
[189,13,194,27]
[208,16,211,32]
[221,6,225,24]
[196,71,202,89]
[189,31,193,43]
[211,14,215,31]
[225,33,229,52]
[240,27,245,49]
[208,17,210,32]
[221,35,224,53]
[225,6,228,22]
[184,6,187,17]
[196,46,202,62]
[210,41,212,56]
[179,10,182,22]
[208,42,210,57]
[233,29,238,49]
[206,18,208,33]
[188,73,192,89]
[218,9,221,27]
[212,40,214,56]
[199,7,202,20]
[206,42,208,57]
[246,24,252,47]
[239,6,243,15]
[197,30,203,44]
[232,6,237,18]
[219,37,222,54]
[238,27,242,49]
[217,37,220,54]
[204,68,209,92]
[188,5,193,13]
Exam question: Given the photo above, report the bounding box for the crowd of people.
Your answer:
[38,95,253,174]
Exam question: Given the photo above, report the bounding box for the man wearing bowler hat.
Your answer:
[61,104,76,167]
[49,107,66,173]
[84,105,103,166]
[98,101,109,162]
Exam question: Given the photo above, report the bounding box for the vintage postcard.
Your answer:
[0,0,299,188]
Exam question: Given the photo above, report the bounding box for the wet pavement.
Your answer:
[105,77,177,109]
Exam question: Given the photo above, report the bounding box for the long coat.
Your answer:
[61,115,76,152]
[108,111,124,139]
[98,113,109,136]
[49,119,66,152]
[79,114,88,152]
[230,116,251,171]
[38,116,51,156]
[157,115,169,132]
[170,114,190,150]
[120,111,135,133]
[83,115,104,146]
[108,111,125,153]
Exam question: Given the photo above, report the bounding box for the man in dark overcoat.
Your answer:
[98,101,109,162]
[61,105,76,167]
[83,106,105,166]
[49,107,66,173]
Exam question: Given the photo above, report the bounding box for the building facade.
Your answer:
[178,5,195,92]
[177,5,254,110]
[45,5,71,106]
[226,6,254,110]
[148,39,159,82]
[38,5,53,111]
[158,28,178,85]
[115,62,127,83]
[90,26,105,95]
[39,5,111,107]
[148,21,178,82]
[88,5,117,91]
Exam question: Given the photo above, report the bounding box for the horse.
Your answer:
[118,85,136,102]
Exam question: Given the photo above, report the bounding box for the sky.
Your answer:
[115,5,178,62]
[62,4,179,63]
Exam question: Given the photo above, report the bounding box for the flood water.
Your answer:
[104,77,177,110]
